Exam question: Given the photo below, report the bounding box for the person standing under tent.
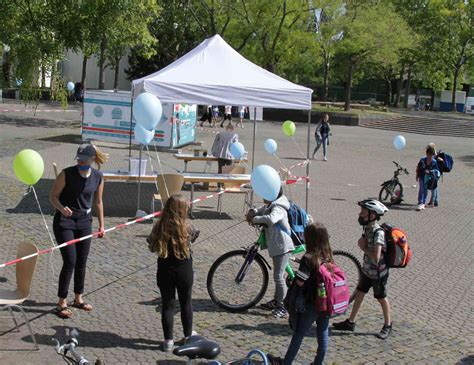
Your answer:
[237,105,247,128]
[222,105,232,127]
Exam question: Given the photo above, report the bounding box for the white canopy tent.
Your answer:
[132,34,313,208]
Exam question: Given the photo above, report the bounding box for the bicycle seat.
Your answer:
[173,335,221,360]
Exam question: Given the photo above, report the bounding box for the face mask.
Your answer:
[358,216,369,226]
[78,165,91,171]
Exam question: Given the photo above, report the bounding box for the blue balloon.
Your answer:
[67,82,75,91]
[251,165,281,202]
[133,92,163,130]
[264,139,278,154]
[393,135,406,151]
[230,142,245,159]
[134,123,155,145]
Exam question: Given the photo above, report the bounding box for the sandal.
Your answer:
[72,301,93,312]
[56,306,73,319]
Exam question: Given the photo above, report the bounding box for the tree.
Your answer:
[335,2,412,110]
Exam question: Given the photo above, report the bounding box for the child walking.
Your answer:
[312,113,331,161]
[416,144,440,211]
[148,195,200,352]
[268,222,333,365]
[333,199,392,339]
[246,189,294,318]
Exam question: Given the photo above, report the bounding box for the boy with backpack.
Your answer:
[333,199,393,340]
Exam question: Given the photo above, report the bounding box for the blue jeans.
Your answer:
[312,135,328,159]
[429,187,439,204]
[284,304,329,365]
[418,177,427,204]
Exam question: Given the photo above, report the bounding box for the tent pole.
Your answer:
[305,109,311,211]
[250,107,257,206]
[128,87,135,171]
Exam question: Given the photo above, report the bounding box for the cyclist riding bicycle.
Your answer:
[246,188,294,319]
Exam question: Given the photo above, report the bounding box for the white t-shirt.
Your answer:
[238,106,246,113]
[225,105,232,114]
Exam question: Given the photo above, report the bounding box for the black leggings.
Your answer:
[53,215,92,299]
[157,260,193,340]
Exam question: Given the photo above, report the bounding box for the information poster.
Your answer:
[82,90,196,147]
[82,90,132,143]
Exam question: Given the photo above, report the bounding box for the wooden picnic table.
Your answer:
[173,153,248,172]
[102,171,251,217]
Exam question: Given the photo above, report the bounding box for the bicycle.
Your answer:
[378,161,409,206]
[207,226,362,312]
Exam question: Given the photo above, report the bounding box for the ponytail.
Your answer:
[92,145,109,168]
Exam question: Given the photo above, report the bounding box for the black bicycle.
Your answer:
[207,227,362,312]
[379,161,409,206]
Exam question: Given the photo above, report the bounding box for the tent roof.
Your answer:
[132,35,312,110]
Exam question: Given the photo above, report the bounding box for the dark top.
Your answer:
[59,166,103,216]
[296,255,318,303]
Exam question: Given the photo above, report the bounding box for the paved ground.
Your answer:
[0,101,473,364]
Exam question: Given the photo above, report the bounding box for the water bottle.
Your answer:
[317,282,327,312]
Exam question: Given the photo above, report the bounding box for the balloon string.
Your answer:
[144,145,161,198]
[292,136,307,159]
[31,186,57,286]
[152,144,169,201]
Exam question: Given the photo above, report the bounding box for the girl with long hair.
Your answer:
[148,194,199,352]
[268,222,333,365]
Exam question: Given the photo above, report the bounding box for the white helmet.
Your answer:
[358,199,388,216]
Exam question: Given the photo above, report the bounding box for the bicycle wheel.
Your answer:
[207,250,269,312]
[333,250,362,303]
[379,181,403,206]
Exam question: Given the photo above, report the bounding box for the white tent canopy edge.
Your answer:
[131,34,313,209]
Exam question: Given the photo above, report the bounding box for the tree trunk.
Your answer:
[50,59,56,91]
[113,57,120,90]
[344,61,354,111]
[394,64,404,107]
[98,39,106,89]
[41,61,46,88]
[2,50,11,87]
[322,53,329,101]
[385,78,392,106]
[403,65,412,109]
[451,67,460,112]
[81,55,88,88]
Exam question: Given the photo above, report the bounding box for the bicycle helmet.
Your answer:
[358,199,388,216]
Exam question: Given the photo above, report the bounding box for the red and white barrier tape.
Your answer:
[0,176,310,268]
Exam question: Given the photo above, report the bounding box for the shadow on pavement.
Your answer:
[458,154,474,168]
[224,322,293,337]
[0,115,80,128]
[38,134,82,145]
[21,325,162,350]
[456,355,474,365]
[388,203,418,212]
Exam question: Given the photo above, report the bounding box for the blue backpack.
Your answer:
[286,201,310,246]
[437,151,454,173]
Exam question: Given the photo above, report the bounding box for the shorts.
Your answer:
[357,271,389,299]
[239,111,245,119]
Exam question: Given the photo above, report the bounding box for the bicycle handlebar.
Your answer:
[392,161,409,175]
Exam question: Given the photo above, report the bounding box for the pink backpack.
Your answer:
[315,262,350,317]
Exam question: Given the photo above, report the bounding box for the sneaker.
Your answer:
[416,204,425,211]
[176,331,198,346]
[161,339,174,352]
[272,307,289,319]
[260,299,278,310]
[377,323,392,340]
[434,202,438,207]
[333,319,355,332]
[323,156,327,161]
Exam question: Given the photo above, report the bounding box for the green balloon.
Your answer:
[13,149,44,185]
[282,120,296,137]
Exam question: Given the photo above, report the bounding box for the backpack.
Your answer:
[315,262,350,317]
[437,151,454,173]
[287,201,310,246]
[376,223,412,268]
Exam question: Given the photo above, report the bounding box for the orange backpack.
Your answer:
[376,223,412,268]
